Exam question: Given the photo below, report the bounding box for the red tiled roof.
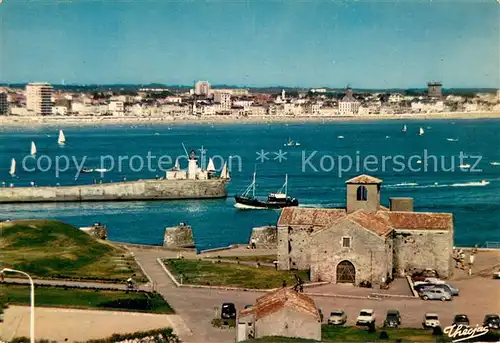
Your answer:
[347,210,393,237]
[277,207,346,226]
[239,288,320,320]
[345,174,383,184]
[388,212,452,230]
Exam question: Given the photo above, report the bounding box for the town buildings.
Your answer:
[194,81,211,96]
[237,287,321,342]
[0,91,8,115]
[26,82,53,115]
[338,88,360,115]
[277,174,454,285]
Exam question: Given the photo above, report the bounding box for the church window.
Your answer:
[342,237,351,248]
[356,186,368,201]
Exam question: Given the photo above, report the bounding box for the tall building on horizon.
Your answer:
[427,82,443,98]
[0,91,8,115]
[194,81,211,96]
[26,82,53,115]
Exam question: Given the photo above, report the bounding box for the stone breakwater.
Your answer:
[0,179,227,203]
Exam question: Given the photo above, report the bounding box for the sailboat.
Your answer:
[284,138,300,147]
[220,162,230,180]
[31,141,37,156]
[419,127,424,136]
[9,158,16,176]
[402,124,407,132]
[234,173,298,209]
[206,158,216,173]
[58,130,66,145]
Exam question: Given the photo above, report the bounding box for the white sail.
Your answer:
[419,127,424,136]
[31,141,37,155]
[220,162,230,179]
[9,158,16,176]
[58,130,66,145]
[174,158,180,170]
[207,158,216,172]
[402,124,407,132]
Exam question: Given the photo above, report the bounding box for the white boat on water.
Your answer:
[94,168,109,173]
[206,158,216,173]
[490,162,500,166]
[459,164,471,169]
[447,138,459,142]
[419,127,424,136]
[9,158,16,176]
[284,138,300,147]
[31,141,37,155]
[220,162,230,180]
[58,130,66,145]
[338,135,345,139]
[402,125,407,132]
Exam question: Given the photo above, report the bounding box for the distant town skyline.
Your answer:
[1,0,499,88]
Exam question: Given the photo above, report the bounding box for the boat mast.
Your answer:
[284,174,288,195]
[252,171,256,198]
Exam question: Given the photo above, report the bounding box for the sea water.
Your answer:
[0,119,499,250]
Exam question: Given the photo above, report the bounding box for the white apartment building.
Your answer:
[109,100,125,115]
[307,103,321,115]
[232,100,253,109]
[0,92,8,115]
[194,81,211,96]
[214,92,231,110]
[338,88,360,116]
[26,82,53,115]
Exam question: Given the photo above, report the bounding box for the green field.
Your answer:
[0,284,173,313]
[165,259,309,289]
[0,219,146,282]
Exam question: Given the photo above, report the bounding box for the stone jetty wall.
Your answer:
[164,224,195,249]
[249,226,277,249]
[0,179,226,203]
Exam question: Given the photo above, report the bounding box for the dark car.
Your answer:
[453,314,470,326]
[411,269,439,282]
[484,314,500,329]
[221,303,236,320]
[384,310,401,328]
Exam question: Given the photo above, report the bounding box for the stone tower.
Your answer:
[345,174,383,213]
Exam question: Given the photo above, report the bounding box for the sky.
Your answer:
[0,0,499,88]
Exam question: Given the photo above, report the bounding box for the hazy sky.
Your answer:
[1,0,498,88]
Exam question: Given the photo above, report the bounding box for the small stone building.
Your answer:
[236,288,321,342]
[277,174,454,285]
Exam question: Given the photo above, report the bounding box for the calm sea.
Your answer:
[1,119,499,250]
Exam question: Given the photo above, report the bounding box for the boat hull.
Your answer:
[234,195,299,210]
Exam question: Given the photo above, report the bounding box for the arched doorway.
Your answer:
[336,260,355,283]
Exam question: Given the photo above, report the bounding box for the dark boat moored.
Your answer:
[234,173,298,210]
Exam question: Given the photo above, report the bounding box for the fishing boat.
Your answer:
[284,138,300,147]
[58,130,66,145]
[402,124,407,132]
[234,173,298,209]
[31,141,37,156]
[9,158,16,176]
[419,127,424,136]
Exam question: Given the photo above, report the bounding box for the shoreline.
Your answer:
[1,111,499,127]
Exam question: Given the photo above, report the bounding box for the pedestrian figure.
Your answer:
[251,238,257,249]
[282,280,287,288]
[273,260,279,270]
[459,251,465,269]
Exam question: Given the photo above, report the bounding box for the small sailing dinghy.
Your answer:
[419,127,424,136]
[58,130,66,145]
[31,141,37,155]
[206,158,216,174]
[9,158,16,176]
[234,173,298,210]
[402,124,407,132]
[220,162,230,180]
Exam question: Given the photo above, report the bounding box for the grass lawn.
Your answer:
[211,255,278,264]
[0,219,146,282]
[0,284,173,313]
[165,259,309,289]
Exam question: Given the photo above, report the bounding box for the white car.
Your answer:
[356,309,376,326]
[423,313,440,328]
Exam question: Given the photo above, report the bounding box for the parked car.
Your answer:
[415,283,459,296]
[412,268,439,282]
[221,303,236,319]
[420,288,452,301]
[383,309,401,328]
[328,310,347,325]
[422,313,440,329]
[453,314,470,326]
[356,309,376,326]
[483,314,500,329]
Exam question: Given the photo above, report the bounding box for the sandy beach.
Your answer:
[1,111,499,128]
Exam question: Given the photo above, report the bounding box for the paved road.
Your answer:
[2,278,150,291]
[131,248,500,343]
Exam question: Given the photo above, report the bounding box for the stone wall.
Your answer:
[249,226,277,249]
[256,308,321,341]
[163,225,195,249]
[0,179,226,203]
[309,220,391,284]
[393,229,453,279]
[277,225,314,270]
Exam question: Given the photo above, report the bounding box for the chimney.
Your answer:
[389,197,414,212]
